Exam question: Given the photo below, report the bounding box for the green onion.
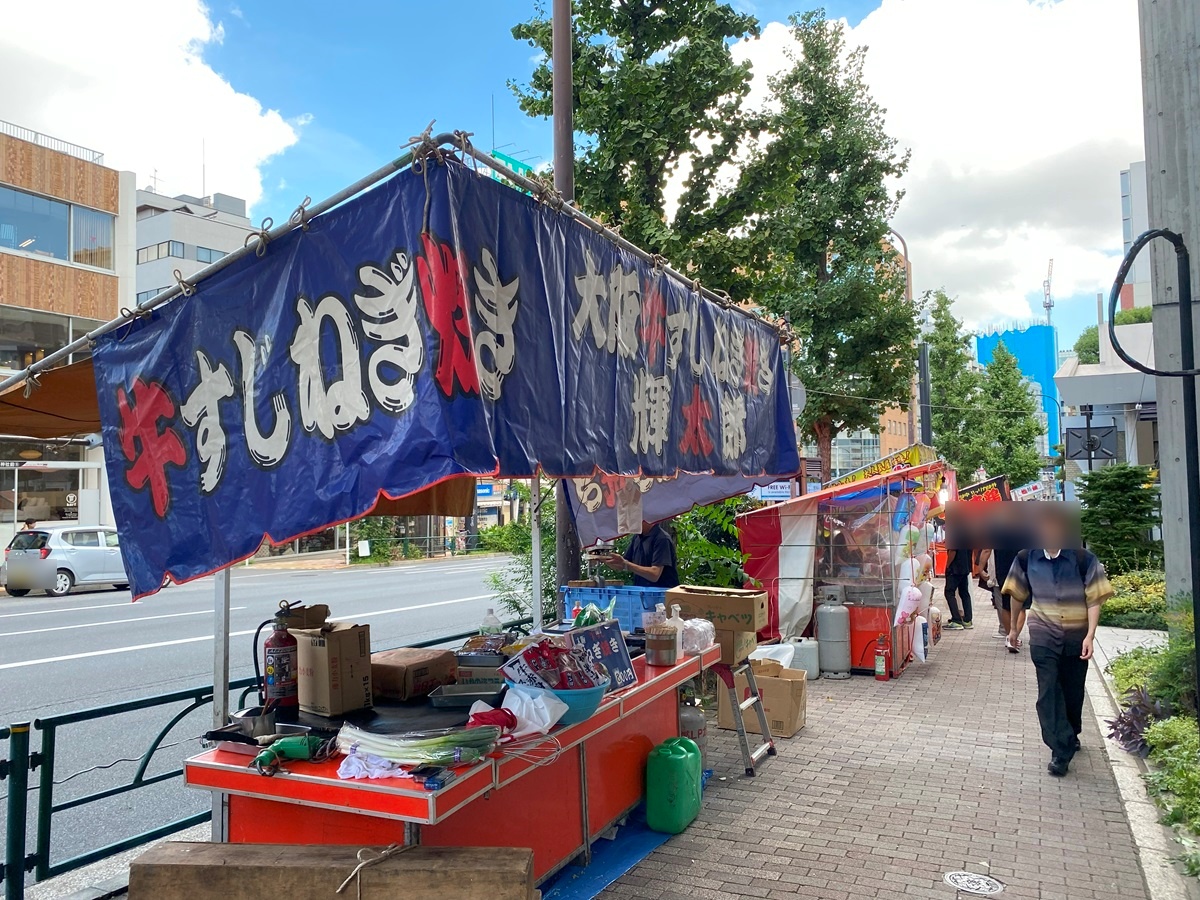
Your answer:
[336,724,500,766]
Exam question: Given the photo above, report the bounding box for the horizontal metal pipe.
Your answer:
[43,811,211,880]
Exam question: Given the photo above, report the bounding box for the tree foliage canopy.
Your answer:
[926,289,987,473]
[1073,307,1154,364]
[1077,464,1163,575]
[978,342,1044,487]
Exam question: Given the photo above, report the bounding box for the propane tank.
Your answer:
[874,633,892,682]
[263,606,299,719]
[815,597,851,679]
[678,695,708,771]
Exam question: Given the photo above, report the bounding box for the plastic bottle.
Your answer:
[479,608,503,635]
[666,604,685,657]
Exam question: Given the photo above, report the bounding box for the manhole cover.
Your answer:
[943,871,1004,895]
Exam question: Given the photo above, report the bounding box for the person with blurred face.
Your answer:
[1002,506,1112,777]
[991,503,1036,653]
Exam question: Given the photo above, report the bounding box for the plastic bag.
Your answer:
[681,618,715,655]
[894,585,923,627]
[913,616,928,663]
[500,684,569,740]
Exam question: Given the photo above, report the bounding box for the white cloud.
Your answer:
[0,0,300,214]
[734,0,1143,328]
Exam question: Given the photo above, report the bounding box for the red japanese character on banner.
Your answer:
[640,281,667,367]
[117,378,187,518]
[417,232,479,397]
[743,333,759,394]
[599,473,627,508]
[679,384,714,457]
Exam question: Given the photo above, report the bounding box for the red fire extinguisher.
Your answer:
[874,633,892,682]
[255,601,299,718]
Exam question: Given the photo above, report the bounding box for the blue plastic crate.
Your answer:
[559,585,667,632]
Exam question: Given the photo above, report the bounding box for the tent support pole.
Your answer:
[531,473,543,630]
[211,567,231,842]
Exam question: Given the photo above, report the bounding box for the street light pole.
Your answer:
[552,0,583,591]
[889,229,919,443]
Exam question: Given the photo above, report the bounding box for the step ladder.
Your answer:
[726,662,777,776]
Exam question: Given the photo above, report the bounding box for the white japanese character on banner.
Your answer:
[720,389,747,462]
[573,478,604,513]
[472,248,521,400]
[630,367,671,456]
[757,336,776,395]
[726,322,745,387]
[353,252,423,414]
[667,304,704,376]
[572,248,607,349]
[180,350,234,493]
[289,295,371,440]
[233,330,292,467]
[605,266,640,358]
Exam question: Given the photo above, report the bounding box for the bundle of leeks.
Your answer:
[335,724,500,767]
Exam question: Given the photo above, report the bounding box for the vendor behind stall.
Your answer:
[605,520,680,588]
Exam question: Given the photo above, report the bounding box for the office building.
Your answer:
[0,120,136,537]
[1119,162,1151,310]
[135,189,252,304]
[976,323,1059,458]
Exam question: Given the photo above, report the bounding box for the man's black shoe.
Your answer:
[1048,756,1069,777]
[1073,737,1082,752]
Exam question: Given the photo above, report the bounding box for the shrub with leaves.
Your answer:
[1144,715,1200,877]
[1100,570,1168,630]
[1107,645,1166,696]
[1107,687,1170,757]
[674,496,758,587]
[1077,464,1162,574]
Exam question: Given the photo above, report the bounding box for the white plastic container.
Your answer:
[749,643,796,668]
[786,637,820,681]
[666,604,685,657]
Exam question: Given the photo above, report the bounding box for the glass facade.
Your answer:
[0,307,105,370]
[0,184,114,271]
[136,240,184,265]
[196,246,225,264]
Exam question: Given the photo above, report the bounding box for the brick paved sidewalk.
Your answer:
[605,602,1150,900]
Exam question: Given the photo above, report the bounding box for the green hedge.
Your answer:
[1099,570,1168,630]
[1145,716,1200,878]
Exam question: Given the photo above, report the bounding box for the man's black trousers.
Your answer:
[1030,640,1088,760]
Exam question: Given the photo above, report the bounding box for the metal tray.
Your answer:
[208,722,311,756]
[455,652,507,667]
[428,684,504,709]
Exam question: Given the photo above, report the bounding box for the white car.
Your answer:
[3,525,130,597]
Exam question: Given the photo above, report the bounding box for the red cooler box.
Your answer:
[847,605,911,678]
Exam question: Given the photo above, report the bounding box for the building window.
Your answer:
[71,206,114,270]
[0,306,69,371]
[0,185,70,261]
[196,246,225,265]
[1120,170,1131,194]
[69,315,106,362]
[135,288,169,304]
[136,240,185,265]
[1123,219,1133,242]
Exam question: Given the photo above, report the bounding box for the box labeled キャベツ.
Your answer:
[713,629,758,665]
[717,659,807,738]
[292,623,373,717]
[667,585,769,632]
[371,648,457,701]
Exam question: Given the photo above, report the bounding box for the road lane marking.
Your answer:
[0,594,495,670]
[0,607,248,638]
[0,600,150,619]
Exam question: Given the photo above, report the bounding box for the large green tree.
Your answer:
[926,289,986,473]
[752,11,918,480]
[978,342,1044,487]
[511,0,779,300]
[1073,306,1154,364]
[1077,464,1162,574]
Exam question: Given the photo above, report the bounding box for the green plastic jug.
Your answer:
[646,736,702,834]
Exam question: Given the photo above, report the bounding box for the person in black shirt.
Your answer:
[943,545,973,629]
[604,521,680,588]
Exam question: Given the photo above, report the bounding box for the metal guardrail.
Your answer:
[0,616,530,900]
[0,120,104,165]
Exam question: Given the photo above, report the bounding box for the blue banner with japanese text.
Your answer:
[93,159,799,596]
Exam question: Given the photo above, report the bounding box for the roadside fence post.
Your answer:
[4,722,31,900]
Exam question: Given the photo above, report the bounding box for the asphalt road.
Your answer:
[0,555,510,884]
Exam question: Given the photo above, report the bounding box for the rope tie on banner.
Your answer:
[712,288,733,308]
[22,370,41,399]
[335,844,411,900]
[289,196,313,231]
[651,254,669,270]
[452,130,476,169]
[172,268,195,297]
[115,306,153,343]
[244,217,274,257]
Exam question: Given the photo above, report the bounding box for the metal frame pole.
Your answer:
[531,473,544,629]
[210,568,231,842]
[5,723,31,900]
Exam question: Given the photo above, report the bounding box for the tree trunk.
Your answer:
[814,416,835,483]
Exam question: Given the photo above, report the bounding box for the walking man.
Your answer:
[1002,507,1112,777]
[942,545,973,630]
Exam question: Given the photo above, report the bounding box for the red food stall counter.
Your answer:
[185,645,720,883]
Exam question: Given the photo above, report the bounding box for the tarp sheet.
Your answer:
[91,159,799,596]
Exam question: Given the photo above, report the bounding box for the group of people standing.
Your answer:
[939,505,1113,778]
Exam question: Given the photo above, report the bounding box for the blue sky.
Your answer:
[0,1,1142,352]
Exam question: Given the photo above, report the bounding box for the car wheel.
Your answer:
[5,588,30,597]
[47,570,74,598]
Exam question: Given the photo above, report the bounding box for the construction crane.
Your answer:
[1043,259,1054,324]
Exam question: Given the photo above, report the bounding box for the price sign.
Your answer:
[568,621,637,693]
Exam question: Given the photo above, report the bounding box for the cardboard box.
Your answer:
[372,648,457,701]
[455,664,506,688]
[280,604,329,630]
[713,629,758,665]
[667,585,769,632]
[717,659,807,738]
[292,623,373,716]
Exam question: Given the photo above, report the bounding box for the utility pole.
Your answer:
[917,342,933,446]
[552,0,583,588]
